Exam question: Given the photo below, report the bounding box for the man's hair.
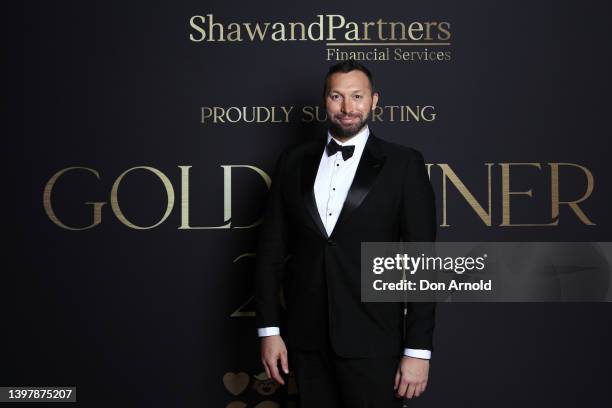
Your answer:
[322,59,376,98]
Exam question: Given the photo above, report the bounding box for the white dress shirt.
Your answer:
[258,125,431,360]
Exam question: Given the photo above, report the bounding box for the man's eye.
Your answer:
[354,95,362,99]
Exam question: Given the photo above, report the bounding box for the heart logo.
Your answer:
[255,401,280,408]
[223,372,250,396]
[225,402,247,408]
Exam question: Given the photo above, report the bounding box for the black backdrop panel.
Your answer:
[6,1,612,407]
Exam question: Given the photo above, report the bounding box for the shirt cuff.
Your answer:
[403,348,431,359]
[258,327,280,337]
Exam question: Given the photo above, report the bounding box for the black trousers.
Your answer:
[288,338,404,408]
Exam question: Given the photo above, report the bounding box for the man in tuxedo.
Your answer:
[255,59,437,407]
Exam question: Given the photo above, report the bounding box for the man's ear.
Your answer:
[372,92,380,110]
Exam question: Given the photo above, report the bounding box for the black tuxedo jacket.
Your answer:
[255,132,437,358]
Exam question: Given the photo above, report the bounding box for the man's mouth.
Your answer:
[339,116,357,124]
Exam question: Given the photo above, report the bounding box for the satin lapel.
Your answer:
[301,139,329,239]
[332,133,386,237]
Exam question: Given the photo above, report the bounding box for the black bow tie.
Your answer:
[326,139,355,160]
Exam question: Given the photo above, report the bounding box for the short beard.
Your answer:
[327,110,370,139]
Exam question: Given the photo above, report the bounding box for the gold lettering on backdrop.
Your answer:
[437,22,451,40]
[200,106,294,124]
[43,167,106,230]
[198,105,436,124]
[42,162,596,229]
[226,23,241,41]
[308,15,324,41]
[499,163,556,226]
[301,106,329,123]
[179,165,270,230]
[243,22,271,41]
[187,14,452,43]
[110,167,175,229]
[299,105,436,123]
[188,15,206,42]
[178,165,229,229]
[287,22,307,41]
[326,15,345,40]
[438,163,493,227]
[221,165,270,230]
[549,163,595,225]
[230,252,256,317]
[371,105,437,122]
[425,163,433,178]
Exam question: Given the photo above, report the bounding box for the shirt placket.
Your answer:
[325,152,343,231]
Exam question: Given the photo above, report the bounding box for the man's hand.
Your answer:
[260,335,289,385]
[394,356,429,399]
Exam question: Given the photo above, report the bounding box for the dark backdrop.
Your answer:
[5,1,612,407]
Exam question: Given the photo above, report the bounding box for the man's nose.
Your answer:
[341,98,354,114]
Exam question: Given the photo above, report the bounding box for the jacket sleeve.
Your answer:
[254,149,290,329]
[400,148,437,351]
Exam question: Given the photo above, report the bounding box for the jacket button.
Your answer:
[327,239,336,246]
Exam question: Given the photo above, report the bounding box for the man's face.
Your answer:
[324,70,379,139]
